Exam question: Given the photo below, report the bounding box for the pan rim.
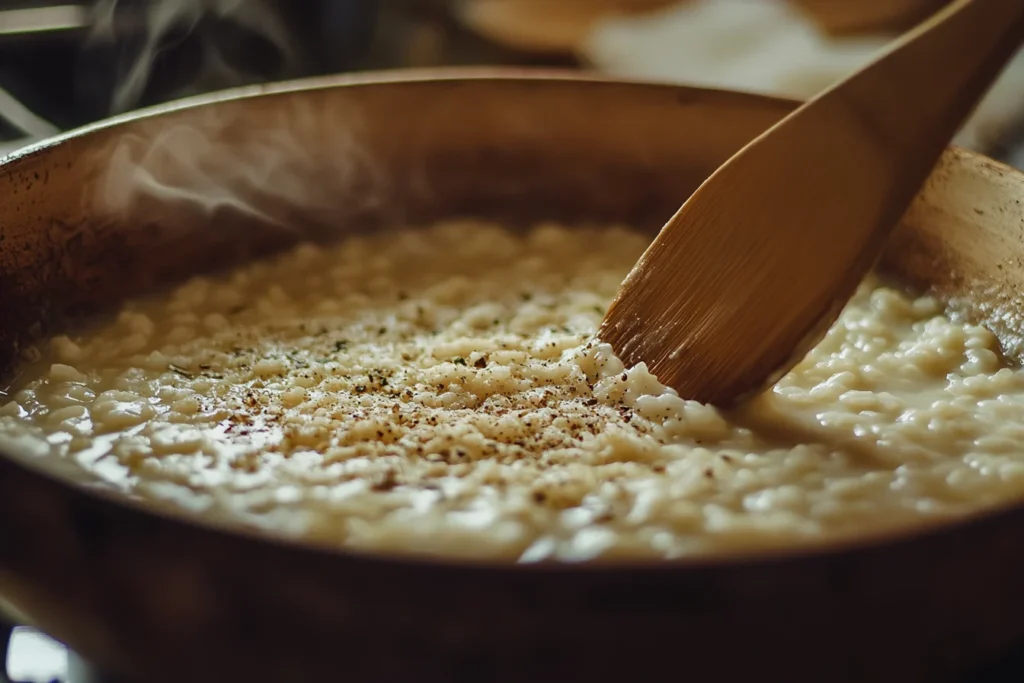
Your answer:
[1,66,1021,578]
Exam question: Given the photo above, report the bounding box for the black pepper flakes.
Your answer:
[169,364,194,379]
[371,469,399,492]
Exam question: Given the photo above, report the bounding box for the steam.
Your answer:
[89,0,305,115]
[89,92,392,242]
[83,1,391,253]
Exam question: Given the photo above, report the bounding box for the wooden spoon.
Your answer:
[599,0,1024,408]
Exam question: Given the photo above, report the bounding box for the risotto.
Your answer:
[2,220,1024,562]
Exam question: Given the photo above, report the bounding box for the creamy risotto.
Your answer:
[2,221,1024,562]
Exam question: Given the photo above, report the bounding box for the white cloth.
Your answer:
[584,0,1024,151]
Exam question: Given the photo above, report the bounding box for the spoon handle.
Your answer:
[599,0,1024,406]
[827,0,1024,203]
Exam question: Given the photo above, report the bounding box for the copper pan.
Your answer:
[2,69,1024,683]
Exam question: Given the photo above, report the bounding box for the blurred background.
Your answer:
[2,1,1024,682]
[1,0,1023,162]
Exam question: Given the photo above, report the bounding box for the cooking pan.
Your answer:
[1,69,1024,683]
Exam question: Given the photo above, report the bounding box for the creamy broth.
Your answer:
[2,221,1024,562]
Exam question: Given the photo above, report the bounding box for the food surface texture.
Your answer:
[2,221,1022,562]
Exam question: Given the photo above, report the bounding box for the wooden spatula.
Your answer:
[599,0,1024,408]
